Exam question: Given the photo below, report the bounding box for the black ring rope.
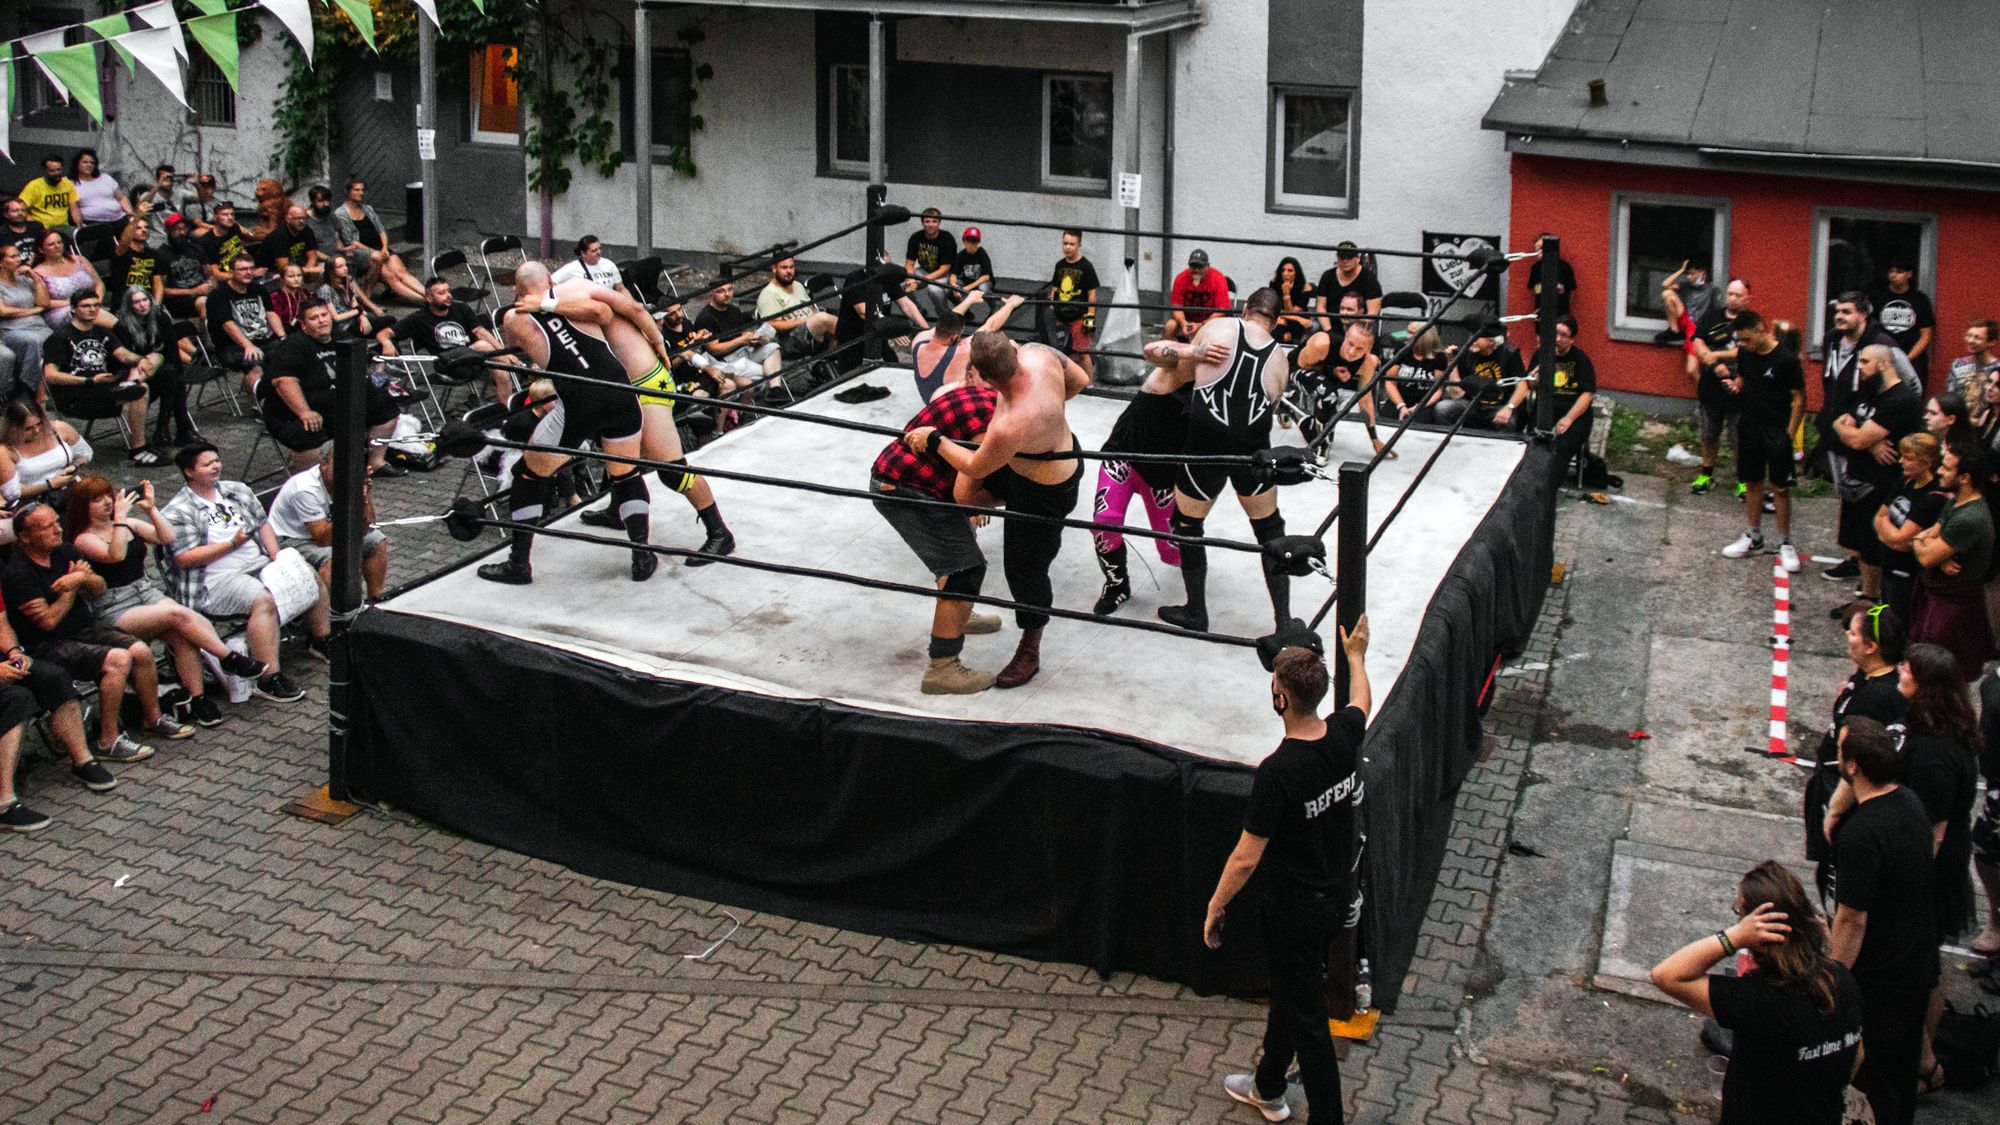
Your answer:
[923,213,1482,263]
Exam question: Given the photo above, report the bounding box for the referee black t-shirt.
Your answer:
[1243,705,1366,901]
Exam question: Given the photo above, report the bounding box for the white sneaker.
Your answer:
[1778,543,1800,573]
[1222,1074,1291,1122]
[1721,530,1764,559]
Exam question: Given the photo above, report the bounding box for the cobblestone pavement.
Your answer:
[2,400,1740,1123]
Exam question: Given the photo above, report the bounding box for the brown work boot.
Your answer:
[963,612,1001,635]
[921,657,994,695]
[995,629,1042,689]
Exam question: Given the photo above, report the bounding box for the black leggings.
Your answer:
[1255,895,1345,1123]
[990,454,1083,631]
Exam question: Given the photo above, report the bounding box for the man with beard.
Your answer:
[198,201,257,284]
[377,277,512,401]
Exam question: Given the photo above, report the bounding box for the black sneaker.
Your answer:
[115,381,148,402]
[477,560,533,585]
[577,505,622,530]
[1093,579,1131,616]
[0,800,51,833]
[218,651,268,680]
[253,673,305,703]
[685,529,735,568]
[306,636,331,663]
[71,759,117,792]
[1822,557,1860,581]
[372,462,409,479]
[188,695,226,728]
[1157,604,1208,632]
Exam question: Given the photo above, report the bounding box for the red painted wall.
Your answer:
[1507,153,2000,406]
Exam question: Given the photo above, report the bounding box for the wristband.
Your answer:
[1715,929,1734,956]
[540,295,558,313]
[924,431,942,455]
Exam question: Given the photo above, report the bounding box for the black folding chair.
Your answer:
[477,235,524,305]
[430,249,491,313]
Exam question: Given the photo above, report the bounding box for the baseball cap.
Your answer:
[164,213,188,229]
[963,226,981,242]
[1188,248,1209,267]
[1336,240,1360,259]
[1476,317,1506,340]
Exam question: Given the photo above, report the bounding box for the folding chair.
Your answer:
[430,249,491,313]
[477,235,525,305]
[617,257,674,309]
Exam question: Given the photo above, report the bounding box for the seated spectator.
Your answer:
[551,234,627,293]
[1948,320,2000,398]
[18,156,76,231]
[1655,259,1719,345]
[694,276,781,384]
[1924,390,1974,446]
[67,149,131,227]
[1648,860,1861,1125]
[254,205,322,278]
[3,502,192,761]
[832,258,928,371]
[1315,241,1382,333]
[314,254,380,341]
[1268,257,1316,346]
[939,228,994,326]
[114,286,196,451]
[265,300,401,474]
[755,257,836,364]
[32,229,105,330]
[0,572,132,831]
[1909,440,1993,681]
[42,291,162,466]
[377,277,510,400]
[155,215,214,325]
[2,397,91,511]
[173,173,219,235]
[1382,323,1446,423]
[303,185,367,286]
[0,243,52,399]
[1832,345,1924,609]
[2,198,47,262]
[1498,314,1597,466]
[266,263,310,334]
[161,443,324,702]
[1435,319,1522,431]
[338,179,422,304]
[1874,433,1950,628]
[206,254,278,394]
[1165,249,1230,342]
[132,165,179,241]
[65,477,264,729]
[267,449,390,599]
[657,301,728,399]
[197,201,256,284]
[903,208,958,320]
[105,216,161,301]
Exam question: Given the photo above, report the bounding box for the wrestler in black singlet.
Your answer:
[1182,322,1279,501]
[516,309,644,447]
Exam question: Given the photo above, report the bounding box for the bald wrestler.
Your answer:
[1146,287,1293,633]
[906,332,1089,688]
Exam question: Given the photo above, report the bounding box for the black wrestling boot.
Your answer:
[685,505,735,568]
[1093,544,1130,616]
[578,505,621,529]
[631,551,659,582]
[477,559,533,585]
[1156,604,1208,632]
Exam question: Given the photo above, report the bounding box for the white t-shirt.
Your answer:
[188,490,267,578]
[267,467,330,542]
[551,258,624,290]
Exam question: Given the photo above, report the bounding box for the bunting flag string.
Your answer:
[261,0,316,65]
[185,13,242,93]
[130,1,189,61]
[84,15,137,75]
[116,26,190,110]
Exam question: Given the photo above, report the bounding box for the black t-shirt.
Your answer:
[253,225,320,271]
[3,220,45,262]
[1693,307,1741,398]
[1451,345,1525,406]
[1867,286,1935,370]
[1386,352,1446,402]
[1543,346,1597,413]
[949,247,994,290]
[834,267,906,343]
[692,299,756,348]
[1845,378,1923,492]
[1048,257,1099,322]
[208,281,273,346]
[44,323,127,379]
[108,246,162,296]
[1806,669,1904,860]
[2,545,93,646]
[1830,785,1940,993]
[158,242,209,293]
[1879,478,1951,577]
[1526,257,1577,316]
[393,303,482,354]
[1734,345,1805,426]
[199,224,250,275]
[264,332,341,404]
[1243,706,1366,901]
[1981,671,2000,787]
[1707,966,1863,1125]
[1900,730,1976,898]
[1314,266,1383,320]
[904,230,957,276]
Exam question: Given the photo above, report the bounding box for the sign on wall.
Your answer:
[1421,231,1502,303]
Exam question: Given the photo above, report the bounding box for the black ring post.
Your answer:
[1332,461,1368,710]
[326,338,370,802]
[1533,235,1561,438]
[864,184,887,368]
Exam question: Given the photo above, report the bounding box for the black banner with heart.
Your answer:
[1422,231,1503,302]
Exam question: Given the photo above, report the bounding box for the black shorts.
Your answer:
[34,626,144,681]
[1838,487,1886,563]
[263,384,401,452]
[872,478,986,578]
[533,385,643,450]
[776,326,821,362]
[0,659,81,734]
[1178,417,1274,503]
[1735,419,1796,487]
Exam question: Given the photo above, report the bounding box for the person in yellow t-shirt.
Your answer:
[18,156,77,230]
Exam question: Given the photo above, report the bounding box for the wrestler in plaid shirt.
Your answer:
[871,384,998,498]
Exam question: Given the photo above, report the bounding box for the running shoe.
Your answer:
[1734,482,1748,500]
[1689,474,1714,494]
[1721,530,1764,559]
[254,673,306,703]
[1822,557,1860,581]
[144,714,193,742]
[218,651,268,680]
[1778,543,1801,573]
[1222,1075,1291,1122]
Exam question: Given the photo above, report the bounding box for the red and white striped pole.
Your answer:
[1768,561,1793,762]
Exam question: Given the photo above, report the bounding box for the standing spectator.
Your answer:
[173,172,219,234]
[693,276,781,386]
[1909,441,1994,681]
[206,255,276,395]
[1805,605,1907,891]
[1165,249,1230,342]
[32,229,106,330]
[1868,259,1935,382]
[1976,370,2000,458]
[113,287,195,455]
[1947,319,2000,397]
[1314,240,1381,333]
[42,292,161,467]
[1649,861,1862,1125]
[67,150,130,227]
[1974,669,2000,957]
[941,228,994,326]
[18,156,76,231]
[1046,230,1100,381]
[754,257,837,367]
[1524,232,1578,317]
[1269,257,1316,346]
[1821,716,1939,1125]
[267,450,391,599]
[902,208,957,320]
[0,244,51,398]
[1923,391,1974,446]
[1873,434,1950,628]
[196,201,255,284]
[132,166,179,241]
[550,234,627,293]
[1719,312,1806,571]
[1205,625,1371,1125]
[2,198,47,262]
[1893,643,1980,1093]
[1687,279,1753,496]
[155,215,213,323]
[1829,346,1924,607]
[1498,314,1597,469]
[338,180,423,304]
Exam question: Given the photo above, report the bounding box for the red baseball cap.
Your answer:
[963,227,982,242]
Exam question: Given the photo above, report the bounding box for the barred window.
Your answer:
[187,52,236,128]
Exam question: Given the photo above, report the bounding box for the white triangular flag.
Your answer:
[0,55,12,163]
[114,26,188,109]
[130,1,187,61]
[410,0,441,28]
[21,30,73,104]
[259,0,314,64]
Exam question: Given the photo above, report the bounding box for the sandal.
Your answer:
[1917,1060,1946,1095]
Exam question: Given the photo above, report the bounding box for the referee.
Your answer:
[1205,618,1371,1124]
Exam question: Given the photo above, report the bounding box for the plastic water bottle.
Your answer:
[1354,958,1373,1012]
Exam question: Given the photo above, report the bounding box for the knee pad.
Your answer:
[1170,511,1206,539]
[656,457,697,493]
[1250,513,1287,544]
[942,564,987,598]
[611,470,651,507]
[508,463,556,520]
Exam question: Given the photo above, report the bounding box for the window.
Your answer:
[1268,87,1355,215]
[827,63,870,176]
[15,10,90,131]
[1809,209,1937,347]
[469,46,521,145]
[1042,73,1112,191]
[1609,193,1730,335]
[644,48,694,160]
[187,52,236,128]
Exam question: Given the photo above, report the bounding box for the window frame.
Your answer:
[641,46,695,163]
[467,45,522,147]
[1806,205,1939,353]
[825,62,871,178]
[1606,191,1732,342]
[1265,85,1359,219]
[185,51,237,129]
[1039,71,1114,195]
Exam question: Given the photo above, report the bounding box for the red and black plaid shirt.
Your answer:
[871,384,998,499]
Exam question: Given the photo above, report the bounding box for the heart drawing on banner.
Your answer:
[1430,236,1498,293]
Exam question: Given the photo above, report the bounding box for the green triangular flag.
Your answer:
[466,0,485,11]
[85,15,137,74]
[33,43,103,123]
[331,0,379,52]
[187,0,230,14]
[186,13,240,92]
